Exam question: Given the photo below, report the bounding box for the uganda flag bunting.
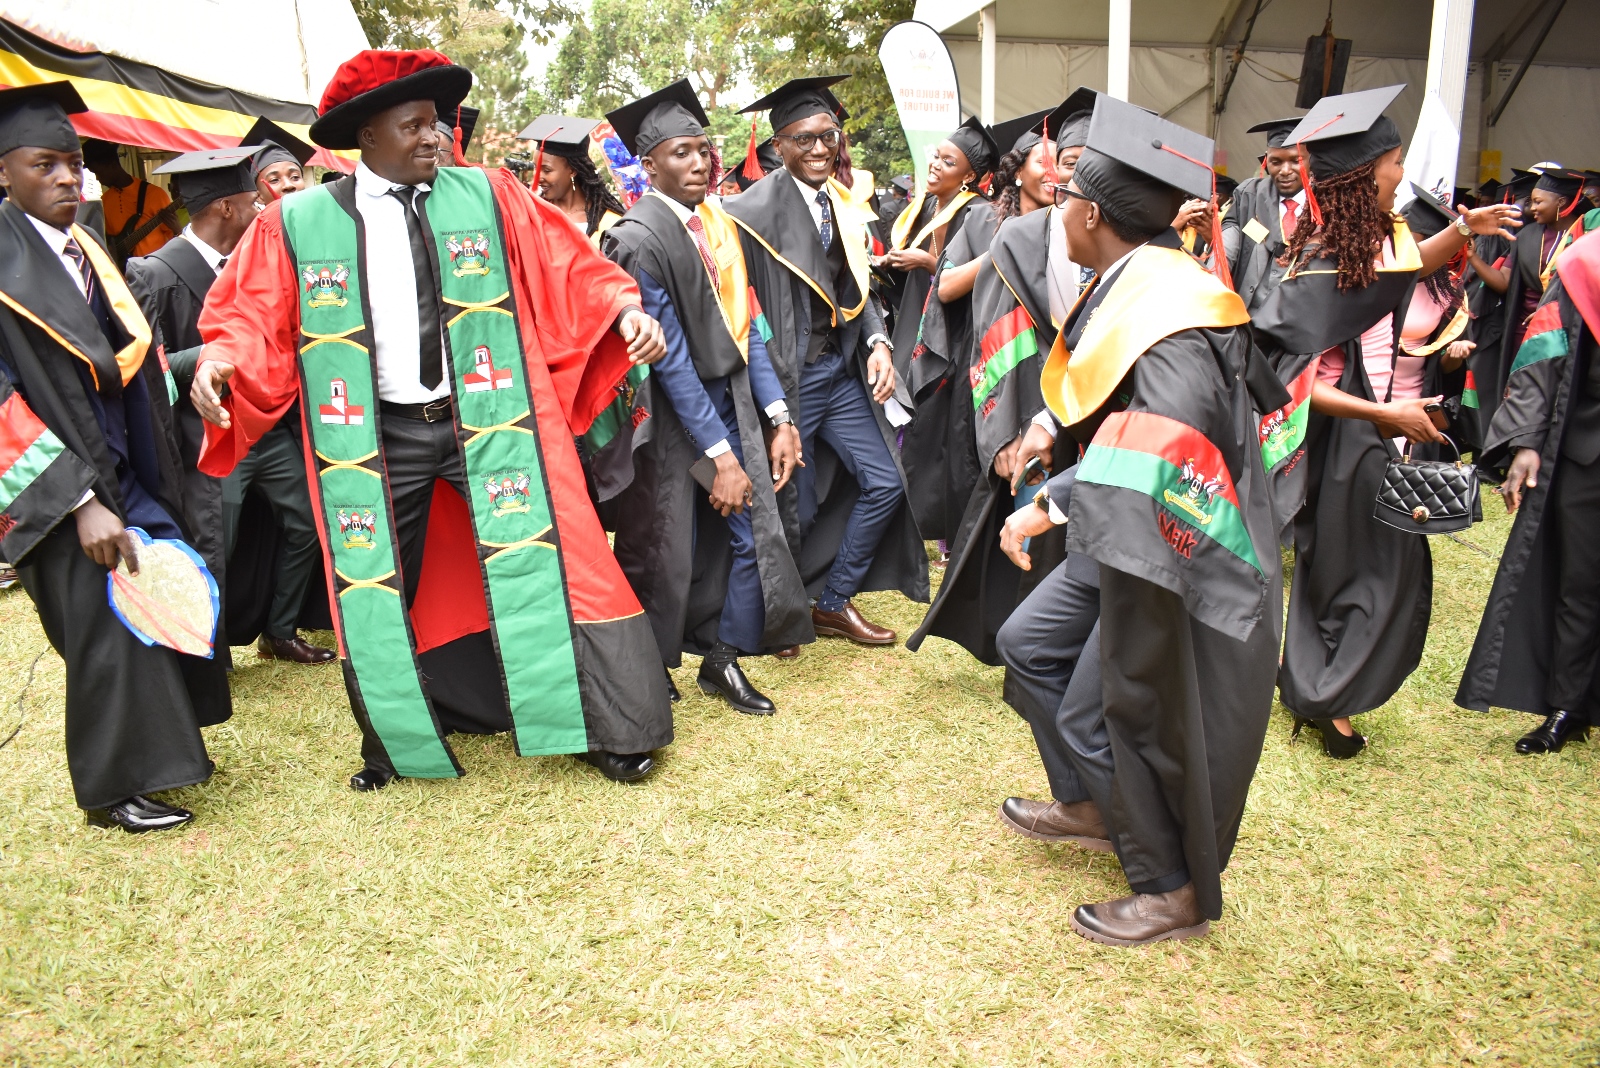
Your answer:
[971,305,1038,415]
[0,19,352,169]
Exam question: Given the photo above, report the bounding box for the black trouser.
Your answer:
[223,423,322,640]
[381,409,468,608]
[1548,452,1600,711]
[995,552,1109,807]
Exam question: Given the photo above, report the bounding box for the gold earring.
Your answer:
[960,179,970,192]
[570,176,577,190]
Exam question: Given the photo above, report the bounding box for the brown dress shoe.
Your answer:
[772,645,801,659]
[259,635,337,664]
[1070,882,1210,947]
[811,601,896,645]
[998,797,1112,852]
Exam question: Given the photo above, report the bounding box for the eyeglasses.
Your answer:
[775,129,842,153]
[1054,185,1091,207]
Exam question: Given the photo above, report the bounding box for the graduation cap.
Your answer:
[947,114,998,176]
[605,79,708,158]
[434,104,478,153]
[1477,178,1504,202]
[1216,173,1239,202]
[1074,94,1216,235]
[517,115,602,159]
[1532,164,1584,212]
[0,82,87,158]
[1247,116,1302,150]
[743,75,849,134]
[1507,167,1539,202]
[1034,87,1098,151]
[1401,182,1457,239]
[155,146,264,216]
[1284,84,1405,180]
[241,116,315,171]
[990,108,1051,157]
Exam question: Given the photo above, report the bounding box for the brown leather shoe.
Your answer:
[259,635,337,664]
[1070,882,1210,947]
[772,645,801,659]
[811,601,896,645]
[998,797,1112,852]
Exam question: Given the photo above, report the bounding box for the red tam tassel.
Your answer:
[978,173,992,195]
[1156,141,1233,290]
[452,105,468,167]
[1041,116,1058,186]
[1560,171,1584,218]
[741,116,763,180]
[1294,113,1344,230]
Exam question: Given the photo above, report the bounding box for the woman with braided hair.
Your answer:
[525,115,627,245]
[1251,86,1520,759]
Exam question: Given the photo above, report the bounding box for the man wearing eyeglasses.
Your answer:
[724,77,928,653]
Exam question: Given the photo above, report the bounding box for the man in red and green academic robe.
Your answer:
[191,50,673,788]
[0,82,229,832]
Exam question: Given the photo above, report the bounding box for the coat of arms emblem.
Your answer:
[336,508,378,549]
[445,232,492,277]
[484,472,532,517]
[1163,458,1226,526]
[301,263,350,308]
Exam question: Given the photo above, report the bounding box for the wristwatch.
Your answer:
[769,410,793,428]
[1454,215,1472,237]
[1033,485,1051,512]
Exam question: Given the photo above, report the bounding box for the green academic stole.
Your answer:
[282,167,587,777]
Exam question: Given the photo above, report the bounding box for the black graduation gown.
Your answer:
[600,196,813,662]
[0,202,227,809]
[1220,175,1291,315]
[908,207,1070,664]
[902,200,995,541]
[725,173,929,605]
[1063,318,1285,923]
[1457,233,1510,451]
[1477,224,1552,451]
[1458,274,1599,716]
[886,194,975,376]
[1254,245,1432,720]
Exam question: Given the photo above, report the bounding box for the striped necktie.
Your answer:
[684,213,720,291]
[63,237,96,306]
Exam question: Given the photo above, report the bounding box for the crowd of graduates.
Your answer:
[0,44,1597,950]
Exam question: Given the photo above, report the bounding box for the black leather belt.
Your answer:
[379,397,454,423]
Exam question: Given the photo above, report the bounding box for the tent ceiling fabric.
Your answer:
[914,0,1600,67]
[3,0,369,106]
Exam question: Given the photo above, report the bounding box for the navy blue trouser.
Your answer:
[708,382,763,652]
[794,349,903,600]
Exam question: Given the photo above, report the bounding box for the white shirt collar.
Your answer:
[26,212,71,254]
[647,188,697,223]
[1284,188,1307,208]
[182,225,226,271]
[355,160,430,198]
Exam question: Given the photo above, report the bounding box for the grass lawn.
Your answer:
[0,506,1596,1066]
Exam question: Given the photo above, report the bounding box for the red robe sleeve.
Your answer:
[489,168,641,432]
[195,201,302,477]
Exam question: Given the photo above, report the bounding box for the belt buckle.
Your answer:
[421,397,452,423]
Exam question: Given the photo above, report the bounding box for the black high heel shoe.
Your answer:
[1292,717,1367,760]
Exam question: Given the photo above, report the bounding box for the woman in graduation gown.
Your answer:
[524,115,628,246]
[908,96,1093,664]
[1251,86,1520,758]
[879,117,993,382]
[904,110,1049,546]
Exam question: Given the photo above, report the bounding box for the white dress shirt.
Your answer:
[182,226,228,275]
[29,213,86,298]
[353,161,450,404]
[779,169,891,353]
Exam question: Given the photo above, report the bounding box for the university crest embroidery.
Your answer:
[444,232,492,277]
[1258,409,1290,453]
[1163,458,1226,526]
[463,346,514,392]
[484,472,532,517]
[301,263,350,308]
[337,508,378,549]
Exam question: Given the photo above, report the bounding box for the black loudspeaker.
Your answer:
[1296,32,1352,108]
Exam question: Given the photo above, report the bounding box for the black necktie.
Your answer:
[816,189,834,251]
[386,186,444,390]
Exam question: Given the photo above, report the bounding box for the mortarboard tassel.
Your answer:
[1293,113,1344,231]
[1041,116,1058,186]
[453,105,468,167]
[741,116,763,180]
[1156,141,1233,290]
[1560,172,1584,218]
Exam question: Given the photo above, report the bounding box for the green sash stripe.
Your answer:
[428,168,588,755]
[1079,443,1260,572]
[283,186,459,779]
[972,306,1038,410]
[1508,324,1569,377]
[1259,360,1317,471]
[582,364,649,455]
[0,431,65,514]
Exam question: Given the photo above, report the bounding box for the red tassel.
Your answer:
[1293,114,1344,231]
[452,105,467,167]
[741,117,763,180]
[1155,141,1232,289]
[1041,116,1058,186]
[978,174,992,195]
[1560,171,1584,218]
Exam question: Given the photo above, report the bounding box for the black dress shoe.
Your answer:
[697,658,776,715]
[1292,717,1367,759]
[578,750,656,782]
[664,666,681,703]
[1515,710,1590,754]
[85,795,193,833]
[349,766,399,791]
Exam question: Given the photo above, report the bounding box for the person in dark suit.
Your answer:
[1220,117,1303,314]
[125,149,335,665]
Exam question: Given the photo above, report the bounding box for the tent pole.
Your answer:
[1425,0,1476,131]
[1108,0,1131,101]
[980,4,997,125]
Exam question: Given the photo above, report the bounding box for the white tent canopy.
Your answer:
[912,0,1600,188]
[3,0,369,106]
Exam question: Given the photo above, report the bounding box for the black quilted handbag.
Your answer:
[1373,435,1482,535]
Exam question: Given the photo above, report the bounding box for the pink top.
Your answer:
[1314,237,1431,402]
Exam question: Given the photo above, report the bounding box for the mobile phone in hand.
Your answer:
[1423,401,1449,431]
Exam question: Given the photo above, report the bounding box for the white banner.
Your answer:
[878,20,963,173]
[1401,90,1461,209]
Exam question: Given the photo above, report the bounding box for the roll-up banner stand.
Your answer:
[878,20,963,173]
